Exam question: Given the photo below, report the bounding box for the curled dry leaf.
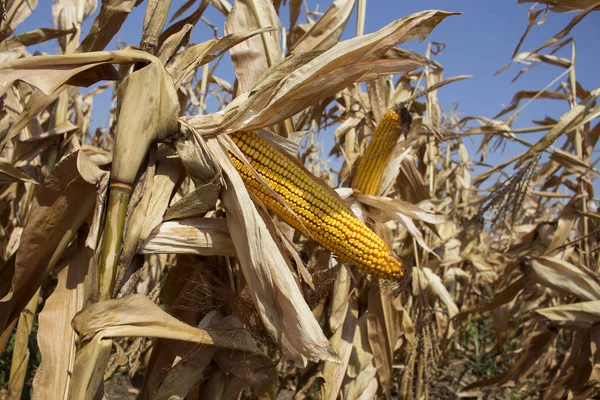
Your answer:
[72,294,267,354]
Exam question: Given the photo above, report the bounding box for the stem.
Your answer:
[97,183,132,300]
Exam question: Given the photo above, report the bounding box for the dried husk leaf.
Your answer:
[357,194,441,256]
[206,136,338,365]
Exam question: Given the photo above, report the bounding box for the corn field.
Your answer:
[0,0,599,399]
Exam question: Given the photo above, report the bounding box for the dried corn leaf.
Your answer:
[0,0,39,43]
[0,157,37,184]
[291,0,356,54]
[163,182,220,220]
[519,0,600,12]
[225,0,282,92]
[32,240,91,400]
[120,157,181,268]
[0,152,97,332]
[186,10,457,135]
[368,281,413,390]
[166,29,271,87]
[111,57,179,184]
[72,294,266,353]
[423,267,459,318]
[139,218,236,256]
[7,288,39,400]
[320,297,358,400]
[523,256,600,301]
[78,0,142,52]
[0,27,77,51]
[535,301,600,329]
[515,86,600,167]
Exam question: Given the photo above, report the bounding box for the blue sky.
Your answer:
[14,1,600,189]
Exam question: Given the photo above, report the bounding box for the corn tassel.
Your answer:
[352,106,412,195]
[229,131,405,281]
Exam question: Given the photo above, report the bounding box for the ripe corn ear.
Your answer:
[229,131,405,281]
[352,106,412,195]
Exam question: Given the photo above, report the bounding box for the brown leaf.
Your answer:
[224,0,282,92]
[0,152,96,332]
[367,281,413,390]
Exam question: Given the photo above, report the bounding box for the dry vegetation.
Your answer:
[0,0,599,399]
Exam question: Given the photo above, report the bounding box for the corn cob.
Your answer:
[352,106,412,195]
[229,131,405,281]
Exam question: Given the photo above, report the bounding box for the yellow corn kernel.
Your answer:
[229,131,405,281]
[352,106,412,195]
